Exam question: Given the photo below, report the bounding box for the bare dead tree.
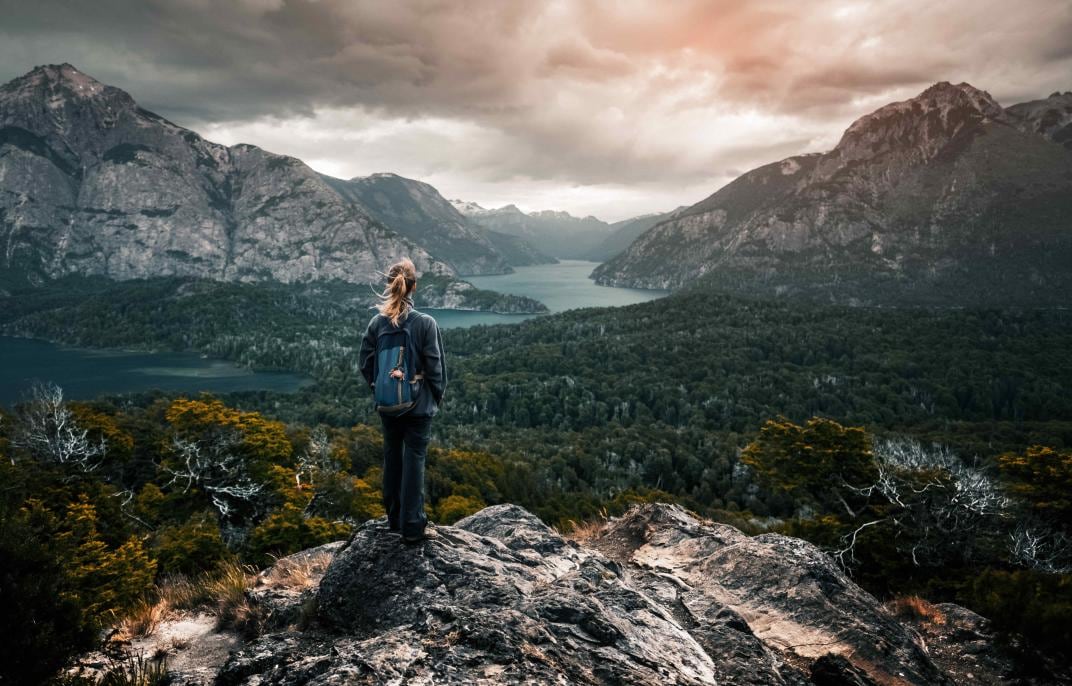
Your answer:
[163,431,263,521]
[873,437,1009,515]
[832,437,1010,568]
[1010,523,1072,574]
[10,381,106,474]
[295,425,338,491]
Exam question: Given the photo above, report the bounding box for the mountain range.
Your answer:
[453,200,616,260]
[592,82,1072,306]
[0,64,563,301]
[0,64,453,288]
[4,64,1069,308]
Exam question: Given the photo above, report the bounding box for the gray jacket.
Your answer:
[359,307,447,417]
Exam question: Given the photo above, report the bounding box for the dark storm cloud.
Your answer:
[0,0,1069,218]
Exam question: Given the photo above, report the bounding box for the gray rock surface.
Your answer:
[218,503,956,685]
[592,82,1072,306]
[586,504,950,685]
[0,64,450,287]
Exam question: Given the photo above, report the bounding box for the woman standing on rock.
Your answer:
[359,257,447,544]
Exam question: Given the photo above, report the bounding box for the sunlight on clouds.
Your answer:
[197,98,821,221]
[8,0,1065,221]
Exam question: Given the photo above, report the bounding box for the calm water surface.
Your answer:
[0,260,666,403]
[427,259,666,328]
[0,337,313,405]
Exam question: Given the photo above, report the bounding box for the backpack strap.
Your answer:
[399,310,425,382]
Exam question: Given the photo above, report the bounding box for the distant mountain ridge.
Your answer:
[1007,90,1072,149]
[320,172,512,275]
[583,207,686,262]
[0,64,455,288]
[453,199,615,260]
[592,81,1072,306]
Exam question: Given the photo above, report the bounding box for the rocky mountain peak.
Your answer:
[1,62,135,123]
[833,80,1008,164]
[448,197,488,216]
[4,63,106,97]
[918,81,1003,114]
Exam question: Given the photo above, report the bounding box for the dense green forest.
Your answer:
[2,276,1071,681]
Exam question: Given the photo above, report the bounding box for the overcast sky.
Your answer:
[1,0,1069,221]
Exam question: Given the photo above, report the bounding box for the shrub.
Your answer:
[246,502,350,566]
[57,497,157,624]
[0,505,95,686]
[151,512,230,576]
[435,493,485,524]
[960,568,1072,661]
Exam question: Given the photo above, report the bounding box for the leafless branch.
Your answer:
[10,382,106,474]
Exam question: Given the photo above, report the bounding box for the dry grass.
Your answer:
[115,598,171,641]
[564,509,609,544]
[208,560,263,637]
[110,560,267,645]
[259,548,335,590]
[887,595,947,625]
[169,637,190,651]
[155,574,214,612]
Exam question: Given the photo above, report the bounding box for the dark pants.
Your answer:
[380,412,433,537]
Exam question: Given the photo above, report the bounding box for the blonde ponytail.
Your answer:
[377,257,417,326]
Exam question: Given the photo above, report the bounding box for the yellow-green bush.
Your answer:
[435,493,486,523]
[151,512,231,576]
[56,496,157,625]
[246,502,351,565]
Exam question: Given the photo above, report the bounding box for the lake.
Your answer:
[428,259,667,328]
[0,260,666,404]
[0,337,313,406]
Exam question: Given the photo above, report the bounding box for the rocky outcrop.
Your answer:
[0,64,451,287]
[592,82,1072,306]
[322,173,512,276]
[585,504,949,685]
[218,503,959,685]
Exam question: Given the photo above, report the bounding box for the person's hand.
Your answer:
[389,368,404,380]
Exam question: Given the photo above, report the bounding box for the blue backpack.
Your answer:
[372,311,424,416]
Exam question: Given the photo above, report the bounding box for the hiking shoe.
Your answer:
[402,529,438,544]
